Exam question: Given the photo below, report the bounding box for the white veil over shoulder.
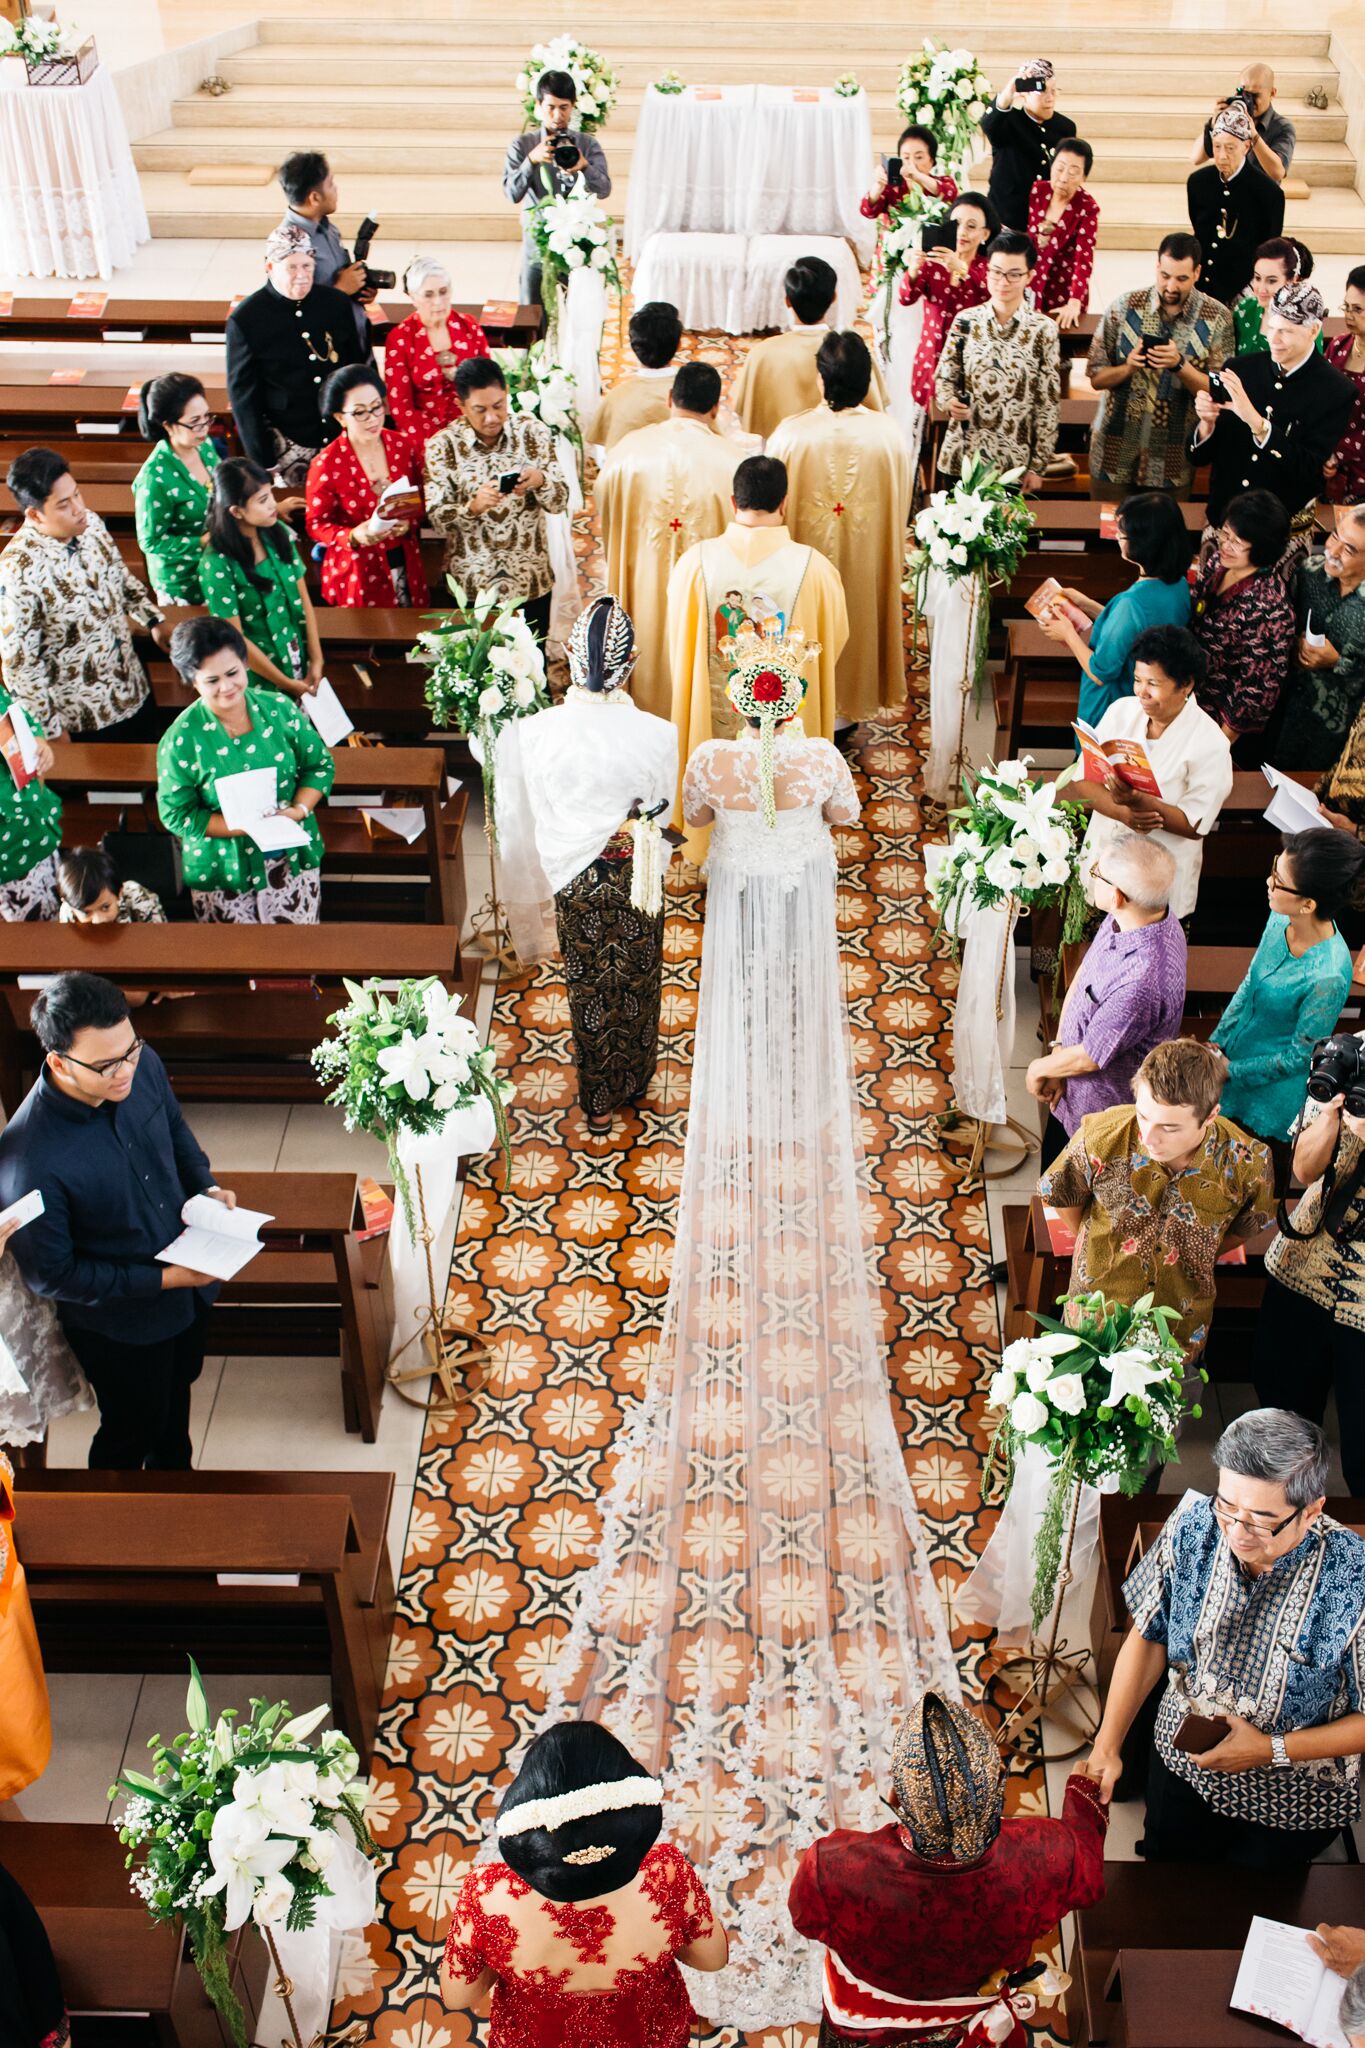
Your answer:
[522,729,958,2032]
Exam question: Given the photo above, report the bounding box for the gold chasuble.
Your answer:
[594,418,741,720]
[731,327,888,442]
[667,521,848,863]
[766,402,913,723]
[583,370,675,454]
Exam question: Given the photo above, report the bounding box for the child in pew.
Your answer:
[201,459,322,700]
[56,846,165,926]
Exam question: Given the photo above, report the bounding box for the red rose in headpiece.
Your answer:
[752,672,784,704]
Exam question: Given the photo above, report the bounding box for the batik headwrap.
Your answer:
[264,221,313,267]
[568,593,636,695]
[1212,103,1256,146]
[1269,279,1327,328]
[723,629,816,830]
[1017,57,1054,85]
[891,1689,1005,1865]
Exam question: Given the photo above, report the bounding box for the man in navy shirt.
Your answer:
[0,972,230,1468]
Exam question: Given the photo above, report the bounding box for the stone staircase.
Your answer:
[132,13,1365,253]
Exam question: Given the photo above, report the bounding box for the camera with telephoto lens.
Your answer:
[352,216,396,294]
[1307,1034,1365,1116]
[551,133,581,172]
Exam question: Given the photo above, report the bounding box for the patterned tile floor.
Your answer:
[335,319,1052,2048]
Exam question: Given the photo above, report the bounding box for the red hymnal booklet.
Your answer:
[356,1177,394,1242]
[0,707,39,792]
[0,294,13,318]
[67,292,107,319]
[1071,718,1163,798]
[1025,577,1090,633]
[1098,505,1120,541]
[480,300,519,327]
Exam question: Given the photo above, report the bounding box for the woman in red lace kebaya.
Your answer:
[789,1689,1108,2047]
[440,1722,728,2047]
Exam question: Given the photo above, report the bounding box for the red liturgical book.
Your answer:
[1098,506,1120,541]
[0,708,39,792]
[49,368,86,385]
[480,300,519,327]
[0,294,13,318]
[1071,718,1163,798]
[356,1177,395,1242]
[67,292,107,318]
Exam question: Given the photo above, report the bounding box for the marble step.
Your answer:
[137,122,1360,187]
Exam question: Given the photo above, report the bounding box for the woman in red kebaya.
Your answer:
[1026,138,1100,330]
[790,1689,1107,2046]
[305,363,429,608]
[897,191,997,410]
[383,256,489,448]
[441,1722,728,2048]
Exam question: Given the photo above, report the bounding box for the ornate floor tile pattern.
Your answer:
[337,313,1057,2048]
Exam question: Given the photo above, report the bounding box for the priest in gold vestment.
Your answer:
[767,331,912,726]
[582,299,681,454]
[667,452,848,863]
[594,362,741,720]
[732,254,887,442]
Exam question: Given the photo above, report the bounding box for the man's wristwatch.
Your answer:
[1270,1732,1292,1769]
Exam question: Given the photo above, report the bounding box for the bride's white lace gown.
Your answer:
[537,730,958,2030]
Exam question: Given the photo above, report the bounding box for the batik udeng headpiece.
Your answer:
[568,594,636,694]
[724,629,817,831]
[264,222,314,266]
[1269,279,1327,328]
[1211,102,1256,146]
[1017,58,1054,85]
[891,1689,1005,1865]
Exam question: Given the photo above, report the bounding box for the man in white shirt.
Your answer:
[1071,624,1232,921]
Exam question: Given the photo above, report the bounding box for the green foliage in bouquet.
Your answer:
[930,755,1088,957]
[905,455,1035,697]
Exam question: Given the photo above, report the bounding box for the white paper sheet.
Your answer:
[8,700,38,774]
[215,765,279,830]
[1262,764,1332,837]
[300,677,354,746]
[157,1194,274,1282]
[363,806,424,844]
[1230,1917,1350,2048]
[245,811,310,852]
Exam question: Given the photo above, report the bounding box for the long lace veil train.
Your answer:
[525,733,958,2030]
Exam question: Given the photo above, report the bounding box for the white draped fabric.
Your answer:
[871,285,926,471]
[556,266,609,423]
[543,430,584,648]
[526,733,957,2031]
[922,567,978,808]
[626,83,875,264]
[0,66,149,278]
[255,1834,376,2048]
[924,840,1016,1128]
[631,231,864,338]
[387,1105,497,1368]
[959,1442,1114,1647]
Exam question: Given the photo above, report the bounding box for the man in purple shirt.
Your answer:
[1027,831,1187,1166]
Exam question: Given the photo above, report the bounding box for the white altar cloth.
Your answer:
[631,231,863,337]
[0,64,149,279]
[625,83,875,265]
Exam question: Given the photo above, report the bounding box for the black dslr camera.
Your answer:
[551,133,582,172]
[1307,1034,1365,1116]
[353,216,396,294]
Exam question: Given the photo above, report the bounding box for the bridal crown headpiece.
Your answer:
[496,1773,663,1840]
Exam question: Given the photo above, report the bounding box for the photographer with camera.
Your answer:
[980,59,1076,233]
[1255,1026,1365,1495]
[503,69,611,310]
[1192,65,1296,187]
[276,151,393,344]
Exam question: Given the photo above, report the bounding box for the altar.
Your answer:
[0,64,148,279]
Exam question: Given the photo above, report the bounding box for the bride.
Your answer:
[535,633,957,2031]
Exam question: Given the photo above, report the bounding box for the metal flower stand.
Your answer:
[384,1158,487,1413]
[992,1473,1100,1759]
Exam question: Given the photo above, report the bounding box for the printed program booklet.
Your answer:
[156,1194,274,1282]
[1071,718,1162,798]
[1230,1917,1350,2048]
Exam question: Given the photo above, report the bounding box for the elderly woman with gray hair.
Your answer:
[1026,828,1185,1167]
[383,258,489,448]
[1086,1408,1365,1868]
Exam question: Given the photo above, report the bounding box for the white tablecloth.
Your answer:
[0,64,149,279]
[632,231,863,336]
[626,83,874,265]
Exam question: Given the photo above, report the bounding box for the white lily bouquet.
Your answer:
[895,39,992,175]
[115,1663,373,2048]
[517,35,619,132]
[0,15,84,60]
[870,198,947,346]
[528,178,621,341]
[905,454,1035,695]
[413,581,549,825]
[654,69,686,95]
[984,1292,1194,1629]
[931,756,1087,953]
[495,342,582,477]
[312,975,513,1223]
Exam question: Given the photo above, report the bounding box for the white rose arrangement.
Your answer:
[414,582,550,831]
[905,454,1035,695]
[527,178,621,318]
[895,39,993,176]
[931,754,1087,950]
[495,342,583,478]
[115,1664,374,2048]
[0,15,86,60]
[984,1292,1194,1628]
[517,35,619,132]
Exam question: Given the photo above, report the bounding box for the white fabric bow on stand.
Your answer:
[923,567,977,808]
[959,1441,1114,1647]
[923,841,1015,1128]
[387,1105,496,1368]
[254,1832,376,2048]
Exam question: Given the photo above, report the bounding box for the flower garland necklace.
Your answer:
[566,683,629,706]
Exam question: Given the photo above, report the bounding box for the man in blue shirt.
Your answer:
[0,972,231,1468]
[503,69,611,309]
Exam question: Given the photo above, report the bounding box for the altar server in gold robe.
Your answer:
[593,362,741,720]
[667,453,848,864]
[583,300,682,455]
[767,331,913,727]
[732,254,887,443]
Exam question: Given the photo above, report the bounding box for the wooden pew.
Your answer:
[0,293,543,349]
[0,370,231,437]
[17,1468,393,1768]
[46,738,468,931]
[0,921,472,1112]
[205,1168,383,1441]
[0,1819,268,2047]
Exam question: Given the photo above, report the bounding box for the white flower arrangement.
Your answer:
[895,39,992,175]
[496,1774,663,1838]
[517,35,619,132]
[654,69,686,95]
[0,15,85,60]
[494,342,582,470]
[834,72,860,97]
[984,1292,1195,1628]
[529,178,620,287]
[413,582,551,830]
[905,455,1035,696]
[931,755,1086,947]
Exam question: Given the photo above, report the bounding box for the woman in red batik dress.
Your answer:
[304,363,429,609]
[383,256,489,449]
[440,1722,729,2048]
[789,1689,1108,2047]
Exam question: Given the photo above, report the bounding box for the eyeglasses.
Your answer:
[1215,524,1249,549]
[1212,1493,1304,1539]
[61,1036,143,1080]
[181,412,216,431]
[345,402,386,423]
[1268,862,1308,896]
[988,266,1030,283]
[1087,859,1114,887]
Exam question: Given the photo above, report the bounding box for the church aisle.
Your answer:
[337,674,1051,2045]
